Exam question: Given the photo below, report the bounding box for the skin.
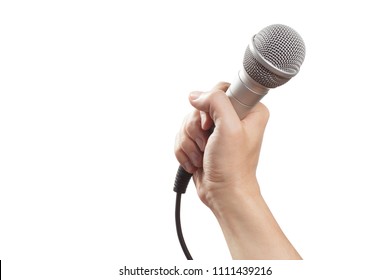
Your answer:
[174,82,301,260]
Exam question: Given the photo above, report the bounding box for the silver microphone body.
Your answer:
[226,24,306,120]
[227,68,269,120]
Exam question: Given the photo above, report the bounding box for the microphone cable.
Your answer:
[173,165,193,260]
[173,118,215,260]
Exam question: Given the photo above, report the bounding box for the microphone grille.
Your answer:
[243,24,306,88]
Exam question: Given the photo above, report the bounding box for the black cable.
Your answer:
[173,166,193,260]
[175,192,193,260]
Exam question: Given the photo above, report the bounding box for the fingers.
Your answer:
[175,131,202,173]
[188,83,241,133]
[191,81,232,131]
[176,81,240,173]
[211,81,230,92]
[175,81,270,174]
[174,110,209,173]
[185,111,208,152]
[174,143,197,173]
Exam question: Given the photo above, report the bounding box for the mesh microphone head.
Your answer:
[243,24,306,88]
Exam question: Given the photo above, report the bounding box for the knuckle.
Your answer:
[179,137,191,154]
[215,81,231,91]
[188,111,200,126]
[260,103,270,121]
[228,125,243,138]
[184,113,200,137]
[208,89,228,103]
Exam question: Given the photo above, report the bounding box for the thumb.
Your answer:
[189,88,240,129]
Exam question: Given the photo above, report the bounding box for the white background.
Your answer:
[1,0,389,279]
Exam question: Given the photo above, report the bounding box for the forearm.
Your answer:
[209,182,302,260]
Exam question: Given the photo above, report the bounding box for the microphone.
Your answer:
[227,24,306,119]
[174,24,306,260]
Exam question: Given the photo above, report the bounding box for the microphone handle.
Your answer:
[227,68,269,120]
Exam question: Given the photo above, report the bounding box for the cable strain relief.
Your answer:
[173,166,193,194]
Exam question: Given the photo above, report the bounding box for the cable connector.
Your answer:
[173,166,192,194]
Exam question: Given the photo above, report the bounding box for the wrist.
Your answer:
[205,181,302,260]
[204,178,262,218]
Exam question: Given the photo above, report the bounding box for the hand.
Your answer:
[174,82,301,259]
[174,82,269,210]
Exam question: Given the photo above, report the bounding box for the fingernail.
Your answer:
[189,91,202,101]
[195,137,205,152]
